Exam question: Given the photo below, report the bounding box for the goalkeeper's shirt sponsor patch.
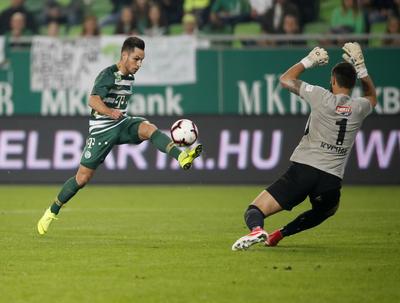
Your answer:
[335,105,352,116]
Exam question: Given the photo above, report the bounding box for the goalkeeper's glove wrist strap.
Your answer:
[300,57,313,69]
[356,65,368,79]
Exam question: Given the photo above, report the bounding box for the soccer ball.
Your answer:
[170,119,198,147]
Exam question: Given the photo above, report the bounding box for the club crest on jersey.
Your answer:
[336,105,352,116]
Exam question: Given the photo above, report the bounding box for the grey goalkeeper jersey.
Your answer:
[290,82,373,179]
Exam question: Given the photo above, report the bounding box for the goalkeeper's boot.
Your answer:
[265,229,283,247]
[37,208,58,235]
[178,144,203,170]
[232,227,268,251]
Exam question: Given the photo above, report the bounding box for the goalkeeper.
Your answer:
[232,42,377,250]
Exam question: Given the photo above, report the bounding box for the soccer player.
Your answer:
[37,37,202,235]
[232,42,377,250]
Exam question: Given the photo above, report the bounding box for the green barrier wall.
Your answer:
[0,48,399,116]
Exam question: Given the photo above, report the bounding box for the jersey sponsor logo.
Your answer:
[336,105,352,116]
[87,137,95,148]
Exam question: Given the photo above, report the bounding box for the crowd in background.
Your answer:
[0,0,399,47]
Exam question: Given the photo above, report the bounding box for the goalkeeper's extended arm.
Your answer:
[279,63,305,96]
[342,42,377,107]
[280,47,329,95]
[359,76,377,107]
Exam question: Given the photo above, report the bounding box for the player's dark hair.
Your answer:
[121,37,145,53]
[331,62,357,89]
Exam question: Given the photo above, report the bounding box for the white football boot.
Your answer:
[232,227,268,251]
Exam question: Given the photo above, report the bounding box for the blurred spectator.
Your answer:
[209,0,251,32]
[183,0,211,28]
[359,0,395,33]
[181,13,210,48]
[7,11,31,38]
[81,15,100,37]
[47,21,60,37]
[144,3,168,36]
[360,0,394,25]
[132,0,150,34]
[278,13,306,46]
[383,15,400,45]
[65,0,86,26]
[249,0,272,20]
[100,0,132,27]
[330,0,365,34]
[0,0,38,35]
[114,6,138,35]
[6,11,32,48]
[159,0,184,25]
[393,0,400,17]
[182,13,198,35]
[291,0,319,25]
[260,0,300,34]
[40,1,68,26]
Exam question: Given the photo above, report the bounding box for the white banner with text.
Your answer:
[30,35,196,91]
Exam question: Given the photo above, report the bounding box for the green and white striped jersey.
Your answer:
[89,64,134,135]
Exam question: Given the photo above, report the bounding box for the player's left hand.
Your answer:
[300,47,329,69]
[342,42,364,66]
[342,42,368,78]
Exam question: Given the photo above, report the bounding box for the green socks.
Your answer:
[50,176,82,214]
[50,200,63,215]
[150,129,181,160]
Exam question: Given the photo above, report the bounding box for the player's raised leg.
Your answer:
[232,190,282,250]
[37,165,94,235]
[138,121,202,170]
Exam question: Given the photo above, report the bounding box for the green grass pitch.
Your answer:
[1,185,399,303]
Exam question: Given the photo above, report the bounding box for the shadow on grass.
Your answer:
[243,244,337,253]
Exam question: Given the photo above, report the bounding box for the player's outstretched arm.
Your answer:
[280,47,329,95]
[89,95,123,119]
[342,42,377,107]
[279,63,305,95]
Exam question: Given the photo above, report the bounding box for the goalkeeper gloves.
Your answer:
[342,42,368,78]
[300,47,329,69]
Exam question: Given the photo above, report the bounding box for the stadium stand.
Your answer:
[0,0,399,48]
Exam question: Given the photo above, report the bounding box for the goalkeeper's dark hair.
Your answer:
[121,37,145,53]
[331,62,357,89]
